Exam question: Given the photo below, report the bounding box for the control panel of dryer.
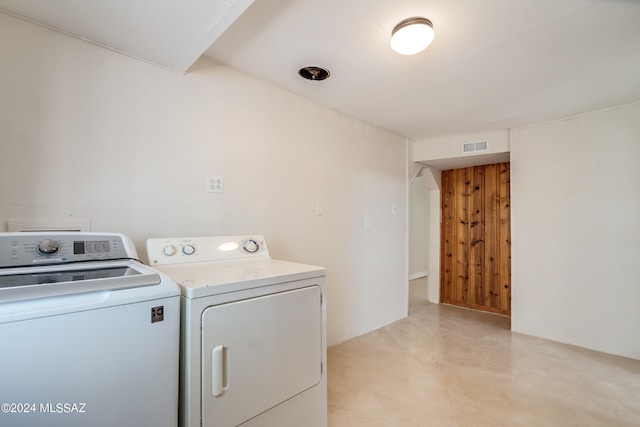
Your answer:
[146,235,269,266]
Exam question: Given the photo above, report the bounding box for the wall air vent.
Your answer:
[462,140,489,154]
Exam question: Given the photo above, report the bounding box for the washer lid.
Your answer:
[0,260,160,304]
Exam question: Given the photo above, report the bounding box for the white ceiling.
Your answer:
[0,0,254,73]
[206,0,640,140]
[2,0,640,140]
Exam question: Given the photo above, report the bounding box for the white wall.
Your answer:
[0,13,408,347]
[421,167,442,304]
[409,175,429,279]
[511,102,640,360]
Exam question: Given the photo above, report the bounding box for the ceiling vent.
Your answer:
[462,140,488,154]
[298,66,330,81]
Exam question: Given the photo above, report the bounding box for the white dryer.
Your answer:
[146,235,327,427]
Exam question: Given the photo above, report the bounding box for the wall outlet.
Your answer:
[207,176,224,193]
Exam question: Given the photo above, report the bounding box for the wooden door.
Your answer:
[441,163,511,316]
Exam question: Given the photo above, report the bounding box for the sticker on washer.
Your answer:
[151,306,164,323]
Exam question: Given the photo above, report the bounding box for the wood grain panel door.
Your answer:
[441,163,511,316]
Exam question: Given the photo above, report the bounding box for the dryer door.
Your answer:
[201,285,322,427]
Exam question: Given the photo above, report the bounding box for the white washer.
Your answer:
[146,235,327,427]
[0,232,180,427]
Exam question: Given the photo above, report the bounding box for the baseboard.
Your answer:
[409,271,429,280]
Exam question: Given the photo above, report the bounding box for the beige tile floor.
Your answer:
[327,278,640,426]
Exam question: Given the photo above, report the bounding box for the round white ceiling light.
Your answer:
[390,17,434,55]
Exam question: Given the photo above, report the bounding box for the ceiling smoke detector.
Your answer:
[298,66,330,81]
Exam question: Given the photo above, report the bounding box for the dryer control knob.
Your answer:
[182,244,196,255]
[163,245,177,256]
[37,239,60,255]
[242,239,259,253]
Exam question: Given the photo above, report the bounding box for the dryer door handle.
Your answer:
[212,345,230,397]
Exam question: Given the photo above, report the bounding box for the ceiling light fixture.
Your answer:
[390,17,434,55]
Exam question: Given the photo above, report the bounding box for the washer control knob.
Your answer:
[37,239,61,255]
[242,239,259,253]
[163,245,177,256]
[182,244,196,255]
